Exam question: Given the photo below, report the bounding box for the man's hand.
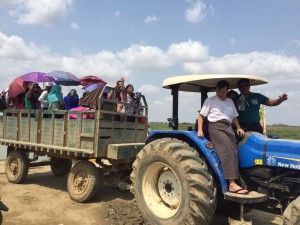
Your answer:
[279,93,288,102]
[236,128,245,137]
[197,130,204,138]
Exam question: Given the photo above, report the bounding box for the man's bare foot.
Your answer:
[229,184,248,194]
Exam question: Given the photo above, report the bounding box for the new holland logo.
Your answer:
[267,157,277,166]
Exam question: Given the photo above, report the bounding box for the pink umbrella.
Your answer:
[8,78,29,98]
[79,75,107,86]
[69,106,93,119]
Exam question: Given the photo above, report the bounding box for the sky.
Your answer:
[0,0,299,125]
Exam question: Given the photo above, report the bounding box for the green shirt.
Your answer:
[234,92,268,124]
[24,96,31,109]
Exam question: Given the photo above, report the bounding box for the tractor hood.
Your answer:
[239,132,300,170]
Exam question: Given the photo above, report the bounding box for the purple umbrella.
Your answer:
[45,70,80,86]
[45,70,79,81]
[19,72,55,82]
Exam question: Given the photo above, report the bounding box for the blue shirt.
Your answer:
[64,95,79,110]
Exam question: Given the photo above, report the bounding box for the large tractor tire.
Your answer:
[282,196,300,225]
[50,157,72,177]
[130,138,217,225]
[5,149,29,184]
[67,160,99,203]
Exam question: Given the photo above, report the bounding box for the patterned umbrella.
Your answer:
[79,75,107,86]
[82,83,104,92]
[45,70,79,80]
[19,72,55,82]
[8,77,29,98]
[54,78,80,86]
[45,70,80,86]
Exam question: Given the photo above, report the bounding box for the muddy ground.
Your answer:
[0,161,282,225]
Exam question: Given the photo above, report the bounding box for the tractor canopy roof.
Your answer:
[162,74,268,92]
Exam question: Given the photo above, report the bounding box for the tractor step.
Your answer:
[224,191,267,225]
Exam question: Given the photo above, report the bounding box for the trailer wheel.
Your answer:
[282,196,300,225]
[50,157,72,177]
[130,138,217,225]
[5,149,29,183]
[67,160,99,203]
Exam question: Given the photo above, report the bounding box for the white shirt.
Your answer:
[200,95,238,123]
[38,90,49,109]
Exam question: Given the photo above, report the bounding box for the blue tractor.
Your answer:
[130,74,300,225]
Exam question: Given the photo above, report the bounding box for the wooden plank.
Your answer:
[40,118,53,145]
[0,139,94,154]
[6,116,18,140]
[107,143,144,160]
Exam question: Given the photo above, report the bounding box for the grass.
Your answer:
[266,125,300,140]
[149,122,300,140]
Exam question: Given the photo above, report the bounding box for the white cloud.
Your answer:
[8,0,73,27]
[117,44,172,71]
[168,39,209,62]
[144,15,159,23]
[0,32,299,124]
[182,51,300,77]
[115,10,121,17]
[0,32,50,60]
[185,0,206,24]
[70,22,79,30]
[138,85,160,94]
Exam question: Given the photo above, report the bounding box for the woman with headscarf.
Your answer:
[64,89,79,110]
[47,84,64,110]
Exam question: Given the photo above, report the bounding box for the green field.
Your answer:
[149,122,300,140]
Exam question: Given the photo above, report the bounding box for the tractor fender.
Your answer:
[146,130,228,193]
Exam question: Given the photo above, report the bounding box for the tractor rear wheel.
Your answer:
[130,138,217,225]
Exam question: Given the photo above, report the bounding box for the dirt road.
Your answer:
[0,161,282,225]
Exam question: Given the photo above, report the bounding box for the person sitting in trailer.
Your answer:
[38,82,53,110]
[64,89,79,110]
[120,84,135,122]
[107,76,125,121]
[47,84,64,110]
[25,82,41,109]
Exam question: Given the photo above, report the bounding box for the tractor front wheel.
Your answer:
[130,138,217,225]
